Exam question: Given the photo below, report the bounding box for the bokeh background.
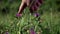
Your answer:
[0,0,60,34]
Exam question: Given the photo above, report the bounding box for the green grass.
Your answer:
[0,10,60,34]
[0,0,60,34]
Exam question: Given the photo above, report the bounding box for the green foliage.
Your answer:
[0,0,60,34]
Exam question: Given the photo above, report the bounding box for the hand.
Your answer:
[16,0,43,17]
[17,0,29,16]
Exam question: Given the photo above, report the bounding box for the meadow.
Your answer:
[0,0,60,34]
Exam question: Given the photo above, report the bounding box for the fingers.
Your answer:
[38,0,43,4]
[18,2,27,14]
[36,1,41,7]
[27,0,30,6]
[30,0,42,11]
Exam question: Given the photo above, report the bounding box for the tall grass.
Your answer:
[0,0,60,34]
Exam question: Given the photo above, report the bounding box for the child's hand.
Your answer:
[16,0,43,17]
[17,0,29,15]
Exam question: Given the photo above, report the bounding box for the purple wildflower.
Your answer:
[34,13,40,17]
[6,32,9,34]
[29,28,36,34]
[16,13,22,17]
